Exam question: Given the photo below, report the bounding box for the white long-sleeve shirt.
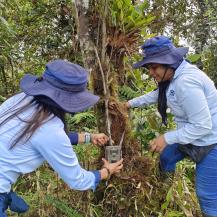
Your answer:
[0,93,99,193]
[129,60,217,146]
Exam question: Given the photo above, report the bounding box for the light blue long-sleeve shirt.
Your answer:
[0,93,100,193]
[129,60,217,146]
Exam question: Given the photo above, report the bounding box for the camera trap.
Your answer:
[105,146,122,163]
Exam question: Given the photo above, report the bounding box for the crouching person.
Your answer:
[0,60,123,217]
[123,36,217,217]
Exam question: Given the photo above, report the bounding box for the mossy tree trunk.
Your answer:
[73,1,157,216]
[74,0,132,148]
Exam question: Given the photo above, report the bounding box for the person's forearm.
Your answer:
[68,132,92,145]
[126,101,131,109]
[78,133,91,144]
[100,168,109,180]
[128,90,158,108]
[78,133,85,143]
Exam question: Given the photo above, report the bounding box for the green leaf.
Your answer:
[161,187,173,210]
[0,16,9,26]
[45,196,83,217]
[187,54,201,63]
[116,0,123,9]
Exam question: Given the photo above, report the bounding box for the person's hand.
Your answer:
[149,134,167,153]
[91,133,109,146]
[125,102,131,109]
[100,158,124,180]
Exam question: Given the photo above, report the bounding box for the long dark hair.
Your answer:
[0,94,67,149]
[157,60,184,125]
[157,80,171,126]
[156,65,173,126]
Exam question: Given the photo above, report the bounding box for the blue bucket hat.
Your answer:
[133,36,189,68]
[20,59,99,113]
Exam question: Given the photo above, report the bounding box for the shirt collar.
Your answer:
[173,60,189,80]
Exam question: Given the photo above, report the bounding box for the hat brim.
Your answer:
[20,74,99,113]
[133,47,189,68]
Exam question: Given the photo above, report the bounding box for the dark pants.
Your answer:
[0,192,29,217]
[0,194,8,217]
[160,144,217,217]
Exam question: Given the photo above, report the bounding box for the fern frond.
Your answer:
[119,85,140,100]
[67,111,97,131]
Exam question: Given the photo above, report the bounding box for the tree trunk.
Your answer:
[73,1,154,216]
